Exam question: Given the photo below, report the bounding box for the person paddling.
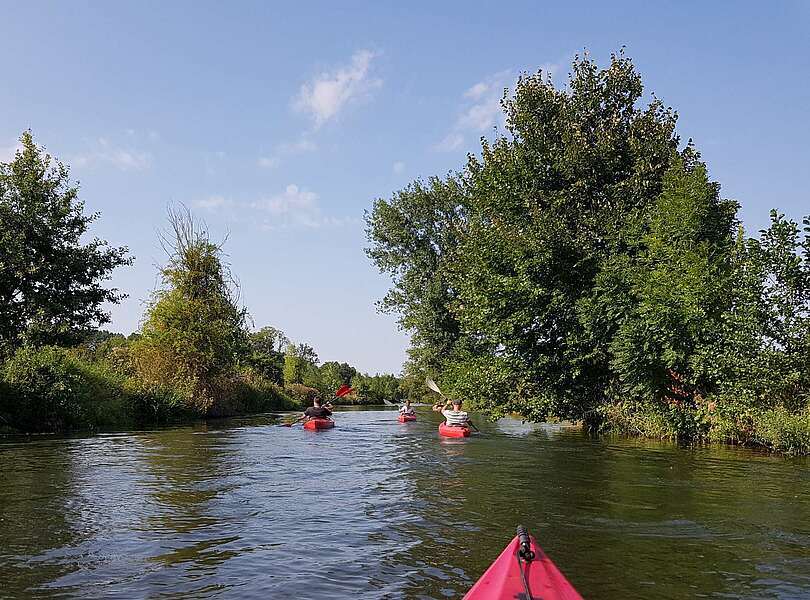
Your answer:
[286,396,333,426]
[433,397,476,430]
[399,398,416,416]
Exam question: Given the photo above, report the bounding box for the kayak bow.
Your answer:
[463,526,583,600]
[398,414,417,422]
[303,418,335,430]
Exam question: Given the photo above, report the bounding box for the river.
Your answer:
[1,407,808,599]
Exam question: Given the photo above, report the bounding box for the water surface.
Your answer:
[1,407,808,599]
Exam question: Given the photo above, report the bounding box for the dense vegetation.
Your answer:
[0,135,403,434]
[367,52,810,454]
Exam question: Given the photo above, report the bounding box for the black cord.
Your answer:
[517,554,534,600]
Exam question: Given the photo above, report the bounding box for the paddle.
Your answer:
[280,385,353,427]
[425,377,479,432]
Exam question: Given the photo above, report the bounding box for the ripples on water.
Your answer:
[1,408,808,599]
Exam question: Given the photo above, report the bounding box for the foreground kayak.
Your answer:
[303,418,334,430]
[398,414,417,422]
[439,422,470,437]
[463,526,583,600]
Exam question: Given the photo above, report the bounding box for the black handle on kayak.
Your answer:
[516,525,535,562]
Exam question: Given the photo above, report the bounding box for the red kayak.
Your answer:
[463,526,582,600]
[398,414,417,422]
[303,418,334,430]
[439,422,470,437]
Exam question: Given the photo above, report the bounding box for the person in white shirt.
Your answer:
[399,398,416,416]
[433,398,476,429]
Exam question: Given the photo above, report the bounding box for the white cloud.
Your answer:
[257,156,279,169]
[72,138,152,171]
[195,195,232,211]
[435,62,563,153]
[258,136,317,169]
[252,184,322,228]
[393,161,405,174]
[195,184,358,230]
[278,138,317,154]
[294,49,382,128]
[434,132,465,152]
[435,69,513,153]
[464,81,489,100]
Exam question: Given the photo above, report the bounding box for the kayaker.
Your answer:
[284,396,333,427]
[433,398,475,429]
[399,398,416,416]
[303,396,333,420]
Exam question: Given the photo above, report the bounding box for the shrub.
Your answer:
[284,383,318,407]
[0,345,193,433]
[752,409,810,455]
[0,346,93,432]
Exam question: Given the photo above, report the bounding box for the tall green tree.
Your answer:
[365,175,467,371]
[711,211,810,413]
[600,154,739,434]
[132,207,248,411]
[249,326,289,355]
[283,342,318,386]
[0,132,131,351]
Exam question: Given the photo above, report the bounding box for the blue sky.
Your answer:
[2,1,808,374]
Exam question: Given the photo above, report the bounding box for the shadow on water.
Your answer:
[1,408,808,599]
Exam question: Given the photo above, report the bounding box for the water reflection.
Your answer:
[1,409,808,599]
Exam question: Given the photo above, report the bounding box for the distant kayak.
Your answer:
[439,422,470,437]
[464,526,582,600]
[398,414,416,422]
[303,418,334,430]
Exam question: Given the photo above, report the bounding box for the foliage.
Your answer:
[283,341,319,387]
[131,207,249,413]
[367,50,810,453]
[249,326,290,355]
[243,326,289,384]
[0,132,131,352]
[350,372,404,404]
[365,175,467,371]
[0,345,189,433]
[284,383,319,406]
[283,344,303,385]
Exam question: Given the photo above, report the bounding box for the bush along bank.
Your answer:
[0,340,299,435]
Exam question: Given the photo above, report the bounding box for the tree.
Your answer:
[131,207,248,412]
[283,344,302,385]
[601,154,739,435]
[711,211,810,413]
[365,175,467,371]
[246,326,287,384]
[319,361,357,396]
[249,326,289,354]
[0,131,131,351]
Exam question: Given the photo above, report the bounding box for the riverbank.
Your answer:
[3,344,808,456]
[0,345,299,435]
[599,400,810,456]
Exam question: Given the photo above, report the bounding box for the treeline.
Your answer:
[366,52,810,454]
[243,326,407,404]
[0,133,401,434]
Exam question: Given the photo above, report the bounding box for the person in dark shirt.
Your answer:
[302,397,333,420]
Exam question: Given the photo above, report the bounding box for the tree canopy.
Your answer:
[366,51,809,443]
[0,132,131,351]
